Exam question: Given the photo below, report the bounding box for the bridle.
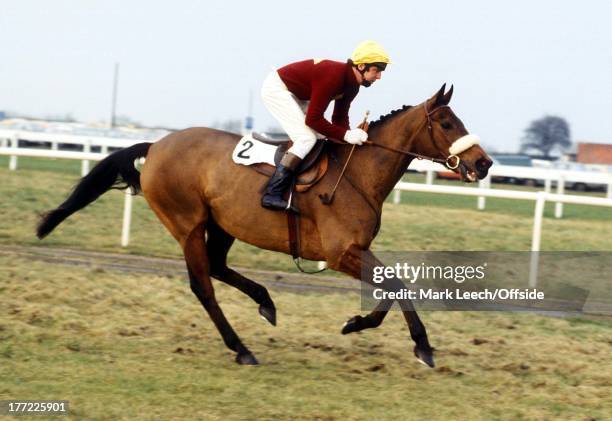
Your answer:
[318,101,472,209]
[364,102,462,170]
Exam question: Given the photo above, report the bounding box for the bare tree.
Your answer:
[521,115,571,158]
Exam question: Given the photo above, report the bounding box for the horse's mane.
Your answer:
[368,105,413,130]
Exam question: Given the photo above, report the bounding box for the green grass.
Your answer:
[0,156,83,176]
[1,255,610,420]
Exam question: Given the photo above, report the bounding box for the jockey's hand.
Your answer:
[344,128,368,145]
[357,121,369,131]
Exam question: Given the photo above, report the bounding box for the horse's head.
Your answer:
[412,84,492,182]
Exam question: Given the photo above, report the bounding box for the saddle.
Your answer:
[249,132,329,193]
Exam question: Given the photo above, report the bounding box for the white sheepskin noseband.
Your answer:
[448,134,480,155]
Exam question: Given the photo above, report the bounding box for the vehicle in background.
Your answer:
[490,154,543,186]
[550,161,607,192]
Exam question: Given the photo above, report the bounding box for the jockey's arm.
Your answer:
[303,67,353,142]
[331,91,367,144]
[331,96,351,131]
[305,90,349,142]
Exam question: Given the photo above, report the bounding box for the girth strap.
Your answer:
[287,206,299,260]
[285,181,326,274]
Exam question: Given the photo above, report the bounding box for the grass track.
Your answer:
[1,255,610,420]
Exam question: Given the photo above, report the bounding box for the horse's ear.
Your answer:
[428,83,447,108]
[442,84,454,105]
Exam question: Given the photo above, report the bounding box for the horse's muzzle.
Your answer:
[475,157,493,179]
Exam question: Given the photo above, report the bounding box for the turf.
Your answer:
[1,255,610,420]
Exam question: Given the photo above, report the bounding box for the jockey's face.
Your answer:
[357,64,384,87]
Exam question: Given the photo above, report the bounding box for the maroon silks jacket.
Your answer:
[277,59,360,141]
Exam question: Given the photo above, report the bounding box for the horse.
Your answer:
[36,84,492,367]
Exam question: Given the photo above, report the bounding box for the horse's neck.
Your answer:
[340,114,418,206]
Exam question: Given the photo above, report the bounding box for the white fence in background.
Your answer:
[0,129,148,176]
[406,159,612,218]
[2,130,612,261]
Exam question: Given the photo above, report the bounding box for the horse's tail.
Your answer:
[36,142,152,239]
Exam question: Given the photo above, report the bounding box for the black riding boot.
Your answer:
[261,152,301,212]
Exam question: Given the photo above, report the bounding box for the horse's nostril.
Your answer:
[476,158,492,172]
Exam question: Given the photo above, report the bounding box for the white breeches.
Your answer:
[261,71,324,159]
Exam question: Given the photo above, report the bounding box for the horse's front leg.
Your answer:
[330,244,435,367]
[341,297,392,334]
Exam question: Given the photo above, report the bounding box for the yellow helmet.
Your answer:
[350,40,391,65]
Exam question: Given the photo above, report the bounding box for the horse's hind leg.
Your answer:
[207,220,277,325]
[183,225,258,365]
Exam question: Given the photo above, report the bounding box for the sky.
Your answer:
[1,0,611,152]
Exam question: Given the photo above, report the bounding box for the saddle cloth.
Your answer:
[232,133,329,192]
[231,133,277,166]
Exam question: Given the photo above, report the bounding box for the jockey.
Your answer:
[260,40,390,211]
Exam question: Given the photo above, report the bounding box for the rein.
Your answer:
[364,103,461,170]
[318,111,370,205]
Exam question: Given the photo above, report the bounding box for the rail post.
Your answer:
[9,133,18,170]
[81,139,92,176]
[554,174,565,218]
[393,189,401,204]
[477,175,490,210]
[425,170,434,185]
[121,189,133,247]
[529,192,546,287]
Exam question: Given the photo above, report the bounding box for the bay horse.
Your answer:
[36,84,492,367]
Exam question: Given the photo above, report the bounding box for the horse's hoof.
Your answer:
[341,315,363,335]
[259,304,276,326]
[236,352,259,365]
[414,345,435,368]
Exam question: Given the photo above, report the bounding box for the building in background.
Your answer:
[577,142,612,165]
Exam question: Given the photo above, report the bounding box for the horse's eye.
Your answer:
[441,121,453,130]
